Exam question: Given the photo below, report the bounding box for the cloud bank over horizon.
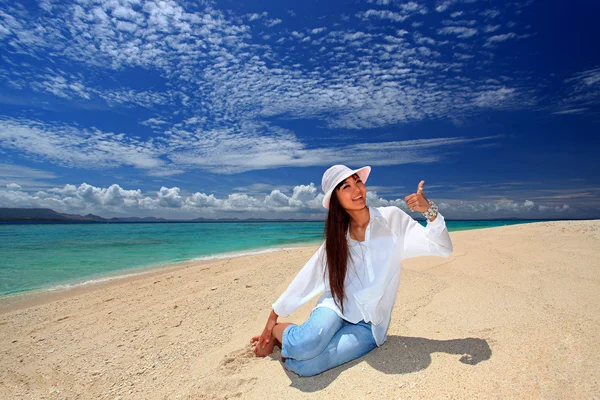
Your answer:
[0,181,577,220]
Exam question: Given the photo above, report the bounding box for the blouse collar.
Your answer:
[346,207,385,245]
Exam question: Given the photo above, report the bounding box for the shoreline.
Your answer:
[0,219,581,313]
[0,242,320,314]
[0,219,577,314]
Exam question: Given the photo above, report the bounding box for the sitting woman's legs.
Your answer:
[283,320,377,377]
[280,307,345,361]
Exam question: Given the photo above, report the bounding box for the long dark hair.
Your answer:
[323,183,351,314]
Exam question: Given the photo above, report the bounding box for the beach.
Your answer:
[1,220,599,399]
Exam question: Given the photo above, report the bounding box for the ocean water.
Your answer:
[0,219,546,297]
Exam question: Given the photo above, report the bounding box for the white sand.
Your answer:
[1,220,599,399]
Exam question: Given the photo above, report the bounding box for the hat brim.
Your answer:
[322,166,371,209]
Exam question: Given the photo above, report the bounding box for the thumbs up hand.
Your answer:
[404,180,430,213]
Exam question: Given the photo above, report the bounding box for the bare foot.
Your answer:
[250,335,280,357]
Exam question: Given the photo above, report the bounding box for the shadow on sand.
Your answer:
[277,335,491,392]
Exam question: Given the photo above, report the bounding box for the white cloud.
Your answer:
[438,26,478,38]
[435,0,478,13]
[264,189,295,208]
[185,192,220,208]
[481,9,501,19]
[265,18,282,27]
[485,32,517,45]
[139,118,169,127]
[0,182,579,219]
[473,87,517,108]
[398,2,428,15]
[484,24,501,33]
[71,183,144,207]
[115,20,138,33]
[413,33,436,46]
[436,1,453,12]
[158,186,183,208]
[247,12,268,22]
[358,10,409,23]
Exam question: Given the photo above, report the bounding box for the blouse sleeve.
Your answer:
[271,242,328,318]
[399,208,453,261]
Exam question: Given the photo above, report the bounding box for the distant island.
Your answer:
[0,207,588,224]
[0,208,321,223]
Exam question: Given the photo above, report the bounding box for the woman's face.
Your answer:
[335,174,367,212]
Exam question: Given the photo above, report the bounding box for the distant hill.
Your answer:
[107,216,168,222]
[0,208,581,223]
[190,217,316,222]
[0,208,105,222]
[0,208,320,223]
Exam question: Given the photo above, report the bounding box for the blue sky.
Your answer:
[0,0,598,220]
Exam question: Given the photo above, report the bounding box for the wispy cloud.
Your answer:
[552,108,588,115]
[0,117,175,174]
[486,32,516,43]
[553,65,600,115]
[0,117,504,174]
[0,163,59,190]
[0,0,544,177]
[0,0,535,132]
[169,130,505,174]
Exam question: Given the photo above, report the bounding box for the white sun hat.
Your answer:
[321,164,371,209]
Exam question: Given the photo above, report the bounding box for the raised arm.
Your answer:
[398,180,453,260]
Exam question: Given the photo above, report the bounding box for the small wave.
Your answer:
[46,271,150,292]
[191,246,303,261]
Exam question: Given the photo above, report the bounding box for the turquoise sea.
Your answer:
[0,219,548,297]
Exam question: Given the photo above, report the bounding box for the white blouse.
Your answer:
[272,206,453,346]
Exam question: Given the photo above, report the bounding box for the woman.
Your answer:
[250,164,453,377]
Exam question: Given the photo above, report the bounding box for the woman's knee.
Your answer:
[282,308,343,360]
[283,324,330,360]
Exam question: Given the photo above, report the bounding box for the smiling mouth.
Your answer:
[352,195,363,200]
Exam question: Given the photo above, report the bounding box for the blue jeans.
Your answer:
[280,307,378,377]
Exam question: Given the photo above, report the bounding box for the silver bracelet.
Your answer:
[422,200,438,220]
